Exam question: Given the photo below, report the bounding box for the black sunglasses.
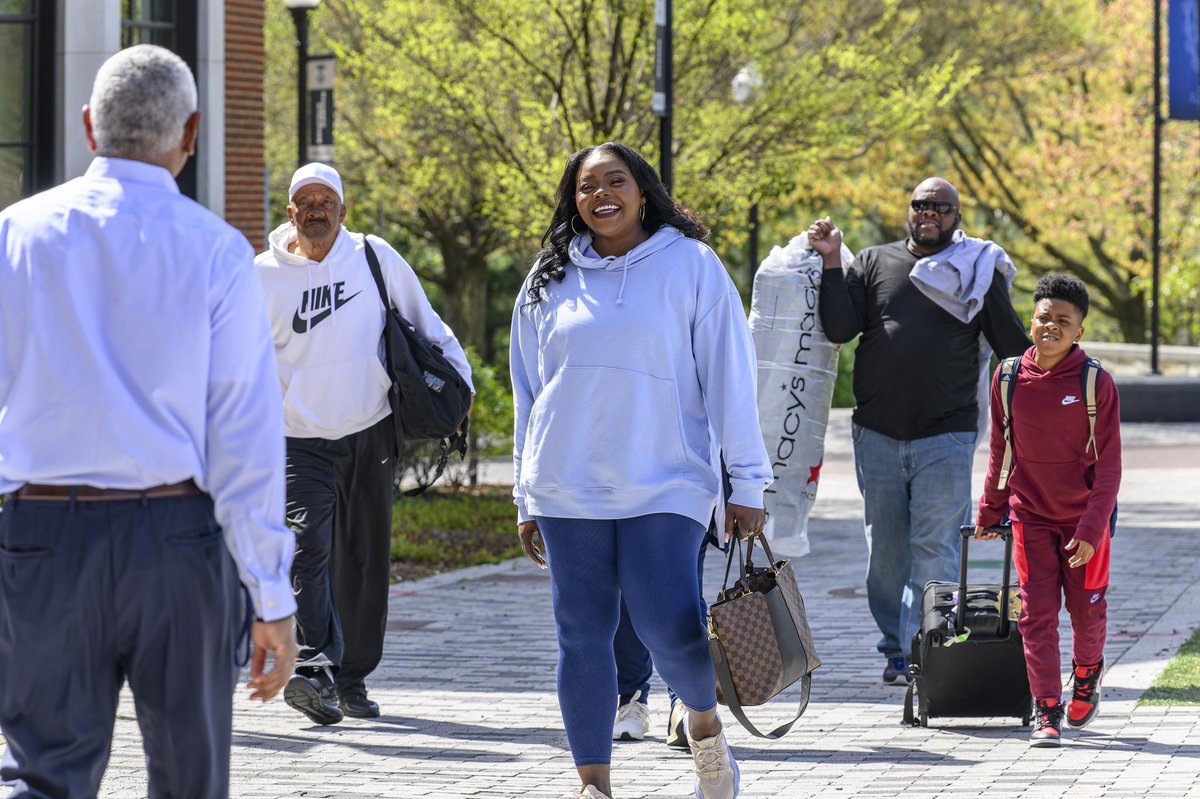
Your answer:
[911,200,957,215]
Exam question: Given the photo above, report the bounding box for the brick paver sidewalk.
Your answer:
[4,413,1199,798]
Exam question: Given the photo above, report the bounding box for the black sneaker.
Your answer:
[284,668,344,725]
[882,656,911,685]
[338,684,381,718]
[1030,699,1063,747]
[1067,660,1103,729]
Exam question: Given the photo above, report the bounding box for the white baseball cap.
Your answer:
[288,162,344,203]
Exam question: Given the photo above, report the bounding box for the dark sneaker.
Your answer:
[1067,660,1103,729]
[666,695,690,750]
[338,684,381,719]
[284,668,343,725]
[1030,699,1063,747]
[882,656,911,685]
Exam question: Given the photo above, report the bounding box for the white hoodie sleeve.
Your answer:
[692,254,773,509]
[370,234,474,393]
[509,284,543,523]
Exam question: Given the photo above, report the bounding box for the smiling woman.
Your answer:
[510,142,771,799]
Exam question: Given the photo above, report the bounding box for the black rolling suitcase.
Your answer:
[903,525,1032,728]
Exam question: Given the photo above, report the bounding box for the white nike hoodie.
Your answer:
[257,223,472,439]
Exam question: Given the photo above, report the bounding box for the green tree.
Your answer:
[265,0,968,359]
[790,0,1199,344]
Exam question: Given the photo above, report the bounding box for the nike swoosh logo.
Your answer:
[1062,397,1081,406]
[292,290,362,333]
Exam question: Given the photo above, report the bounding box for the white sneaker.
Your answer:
[687,725,740,799]
[566,786,611,799]
[613,699,651,741]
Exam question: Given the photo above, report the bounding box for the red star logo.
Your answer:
[807,459,823,485]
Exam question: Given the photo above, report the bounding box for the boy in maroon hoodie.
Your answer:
[975,274,1121,747]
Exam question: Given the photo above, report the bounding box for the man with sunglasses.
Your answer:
[807,177,1030,686]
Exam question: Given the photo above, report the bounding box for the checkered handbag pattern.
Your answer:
[710,591,784,706]
[709,534,821,706]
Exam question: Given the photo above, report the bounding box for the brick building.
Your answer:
[0,0,268,248]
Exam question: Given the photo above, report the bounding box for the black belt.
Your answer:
[10,479,202,503]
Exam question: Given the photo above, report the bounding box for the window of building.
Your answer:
[0,0,53,209]
[121,0,175,48]
[121,0,198,199]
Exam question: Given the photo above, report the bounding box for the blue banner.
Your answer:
[1169,0,1200,120]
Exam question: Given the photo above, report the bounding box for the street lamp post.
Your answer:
[284,0,323,168]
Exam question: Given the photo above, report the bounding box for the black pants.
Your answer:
[0,495,242,799]
[286,414,394,690]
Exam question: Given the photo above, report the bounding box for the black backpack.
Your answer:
[364,240,471,494]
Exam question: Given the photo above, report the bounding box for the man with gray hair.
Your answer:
[0,45,297,797]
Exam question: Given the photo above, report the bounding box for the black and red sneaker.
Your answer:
[1030,698,1063,747]
[1067,660,1103,729]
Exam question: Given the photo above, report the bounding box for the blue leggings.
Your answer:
[537,514,716,767]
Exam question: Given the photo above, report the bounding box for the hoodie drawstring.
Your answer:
[616,253,629,305]
[304,262,314,330]
[327,256,337,327]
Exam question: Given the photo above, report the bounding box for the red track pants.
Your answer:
[1012,521,1110,702]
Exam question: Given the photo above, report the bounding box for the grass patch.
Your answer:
[390,484,520,582]
[1139,626,1200,706]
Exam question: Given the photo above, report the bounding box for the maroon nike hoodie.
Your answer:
[978,345,1122,550]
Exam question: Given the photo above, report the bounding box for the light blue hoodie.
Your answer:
[510,226,772,526]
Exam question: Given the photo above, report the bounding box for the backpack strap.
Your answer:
[1082,356,1102,459]
[995,356,1020,491]
[362,238,391,311]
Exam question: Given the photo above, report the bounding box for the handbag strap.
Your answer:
[720,533,748,593]
[746,534,780,572]
[709,637,810,739]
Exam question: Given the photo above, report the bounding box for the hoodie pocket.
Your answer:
[283,356,392,434]
[522,366,691,492]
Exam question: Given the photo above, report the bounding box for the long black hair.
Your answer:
[526,142,709,306]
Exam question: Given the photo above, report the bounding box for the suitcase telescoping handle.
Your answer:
[957,524,1015,638]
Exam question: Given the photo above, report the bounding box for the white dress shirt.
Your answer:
[0,157,296,621]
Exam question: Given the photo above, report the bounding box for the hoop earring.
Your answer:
[640,204,646,222]
[571,215,588,236]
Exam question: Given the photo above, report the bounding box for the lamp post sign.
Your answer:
[652,0,672,189]
[306,55,335,163]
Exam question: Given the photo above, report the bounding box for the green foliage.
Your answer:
[390,486,520,577]
[832,338,857,409]
[265,0,1200,358]
[1139,626,1200,706]
[268,0,970,361]
[460,346,514,455]
[395,346,514,490]
[793,0,1199,345]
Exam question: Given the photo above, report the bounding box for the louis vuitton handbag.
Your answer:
[708,534,820,739]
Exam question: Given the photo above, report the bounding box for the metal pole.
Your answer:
[748,202,759,283]
[291,7,310,168]
[1152,0,1163,374]
[659,0,672,191]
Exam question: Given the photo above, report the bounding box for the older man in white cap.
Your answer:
[257,163,472,725]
